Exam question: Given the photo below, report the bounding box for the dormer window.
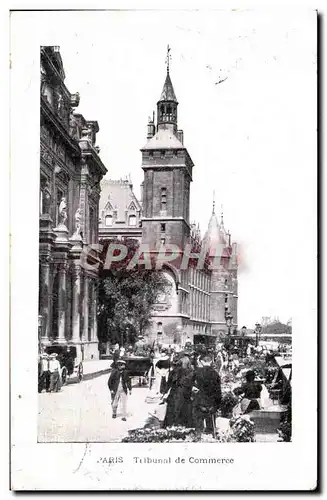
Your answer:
[128,215,137,226]
[105,215,113,226]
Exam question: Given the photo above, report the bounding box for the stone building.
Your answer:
[98,178,142,241]
[39,46,107,360]
[99,59,238,346]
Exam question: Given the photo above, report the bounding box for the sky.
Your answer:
[33,10,317,327]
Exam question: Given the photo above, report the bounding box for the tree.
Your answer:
[96,238,169,345]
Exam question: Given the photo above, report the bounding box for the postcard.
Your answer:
[10,6,317,491]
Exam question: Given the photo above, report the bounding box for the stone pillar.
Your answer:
[57,263,67,343]
[90,280,98,341]
[82,274,89,341]
[39,256,52,342]
[71,262,81,343]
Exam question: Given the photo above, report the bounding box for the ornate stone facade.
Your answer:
[39,46,107,360]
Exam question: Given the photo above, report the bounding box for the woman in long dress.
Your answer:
[162,355,194,428]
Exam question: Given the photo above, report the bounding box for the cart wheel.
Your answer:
[61,367,68,386]
[78,363,83,383]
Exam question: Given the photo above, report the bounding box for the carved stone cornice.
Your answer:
[41,97,81,156]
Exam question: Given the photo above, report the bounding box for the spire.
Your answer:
[157,46,178,133]
[158,46,178,103]
[159,72,178,102]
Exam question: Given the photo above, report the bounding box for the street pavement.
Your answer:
[38,373,152,442]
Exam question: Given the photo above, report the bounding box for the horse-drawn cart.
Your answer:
[122,355,154,386]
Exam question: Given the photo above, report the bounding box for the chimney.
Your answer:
[177,129,184,144]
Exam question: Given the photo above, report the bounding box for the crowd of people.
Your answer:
[106,339,279,436]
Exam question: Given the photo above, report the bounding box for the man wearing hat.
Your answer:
[48,353,62,393]
[108,359,132,420]
[38,353,50,393]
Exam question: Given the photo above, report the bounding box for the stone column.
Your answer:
[39,256,52,342]
[90,280,98,341]
[71,262,81,343]
[57,263,67,343]
[82,274,89,341]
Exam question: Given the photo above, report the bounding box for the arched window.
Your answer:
[128,214,136,226]
[161,187,167,211]
[105,215,113,226]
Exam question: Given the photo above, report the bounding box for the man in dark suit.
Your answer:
[192,355,222,435]
[108,360,132,420]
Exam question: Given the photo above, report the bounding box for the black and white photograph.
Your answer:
[10,7,317,491]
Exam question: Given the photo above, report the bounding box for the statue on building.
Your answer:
[57,92,64,116]
[74,207,82,235]
[69,111,79,140]
[81,123,94,144]
[58,196,68,225]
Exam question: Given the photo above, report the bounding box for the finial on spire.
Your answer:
[165,45,171,74]
[212,190,215,214]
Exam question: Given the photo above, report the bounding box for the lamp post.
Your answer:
[255,323,262,347]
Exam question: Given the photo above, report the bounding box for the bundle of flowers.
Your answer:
[229,415,255,442]
[221,372,237,384]
[122,426,196,443]
[277,402,292,442]
[220,391,238,418]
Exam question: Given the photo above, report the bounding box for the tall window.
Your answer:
[39,190,43,215]
[89,207,94,243]
[128,214,137,226]
[56,189,64,226]
[161,187,167,211]
[105,215,113,226]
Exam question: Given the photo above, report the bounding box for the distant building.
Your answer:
[99,56,238,346]
[98,178,142,241]
[39,46,107,360]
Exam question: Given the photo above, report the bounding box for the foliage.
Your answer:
[263,320,292,336]
[220,391,238,418]
[277,402,292,442]
[97,239,169,344]
[229,415,256,442]
[122,425,232,443]
[122,426,197,443]
[242,357,267,378]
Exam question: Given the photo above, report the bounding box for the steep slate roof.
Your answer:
[203,210,227,256]
[142,127,184,150]
[158,72,178,102]
[99,179,141,222]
